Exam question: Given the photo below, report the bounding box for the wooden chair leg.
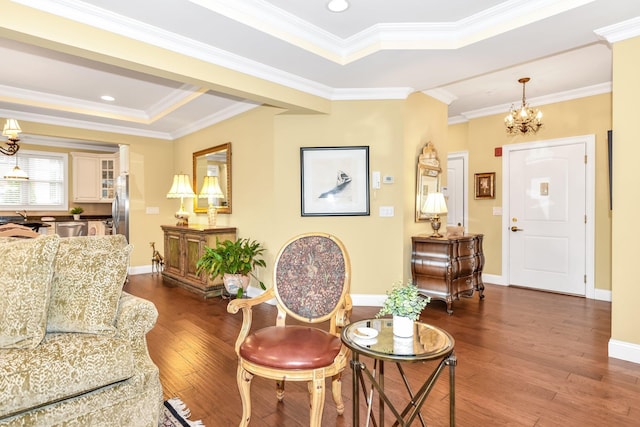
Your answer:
[276,379,286,401]
[309,374,326,427]
[237,366,253,427]
[331,373,345,415]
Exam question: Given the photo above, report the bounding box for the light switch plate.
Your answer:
[492,207,502,216]
[379,206,394,217]
[146,207,160,214]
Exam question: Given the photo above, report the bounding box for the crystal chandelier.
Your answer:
[504,77,543,135]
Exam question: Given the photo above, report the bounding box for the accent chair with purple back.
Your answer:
[227,232,352,427]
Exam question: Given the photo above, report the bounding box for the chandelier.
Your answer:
[1,118,22,156]
[504,77,543,135]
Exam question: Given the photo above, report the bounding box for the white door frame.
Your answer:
[447,151,469,230]
[501,135,595,299]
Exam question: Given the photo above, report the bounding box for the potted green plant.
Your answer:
[196,238,267,298]
[69,206,84,220]
[376,281,430,337]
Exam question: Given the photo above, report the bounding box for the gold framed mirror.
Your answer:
[415,142,441,222]
[193,142,232,214]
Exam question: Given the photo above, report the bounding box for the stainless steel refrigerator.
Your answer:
[111,174,129,242]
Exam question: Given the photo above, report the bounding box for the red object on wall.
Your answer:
[495,147,502,157]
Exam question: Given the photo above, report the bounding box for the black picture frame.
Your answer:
[300,146,370,216]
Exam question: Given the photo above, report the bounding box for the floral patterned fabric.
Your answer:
[47,235,132,334]
[0,233,162,427]
[0,333,135,418]
[0,235,60,349]
[0,292,162,427]
[275,235,347,321]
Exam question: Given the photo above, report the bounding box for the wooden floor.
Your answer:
[124,274,640,426]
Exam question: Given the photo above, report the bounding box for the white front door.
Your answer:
[507,142,587,295]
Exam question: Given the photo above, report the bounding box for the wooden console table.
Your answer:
[161,225,236,298]
[411,234,485,314]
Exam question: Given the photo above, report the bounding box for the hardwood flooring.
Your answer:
[124,275,640,426]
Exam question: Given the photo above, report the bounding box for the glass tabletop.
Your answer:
[341,318,455,362]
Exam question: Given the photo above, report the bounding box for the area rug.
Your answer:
[161,398,205,427]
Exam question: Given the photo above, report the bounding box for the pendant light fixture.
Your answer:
[504,77,543,135]
[4,155,29,180]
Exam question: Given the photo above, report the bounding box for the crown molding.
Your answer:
[170,102,260,139]
[21,134,120,152]
[595,16,640,43]
[331,87,414,101]
[0,84,146,120]
[0,83,210,126]
[455,82,611,122]
[0,108,173,140]
[13,0,336,100]
[423,88,458,105]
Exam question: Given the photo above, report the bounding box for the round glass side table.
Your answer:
[342,318,456,426]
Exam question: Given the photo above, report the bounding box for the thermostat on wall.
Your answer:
[383,175,394,184]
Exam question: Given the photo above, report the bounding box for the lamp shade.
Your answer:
[198,176,224,199]
[422,192,448,215]
[166,174,195,198]
[2,119,21,140]
[4,165,28,180]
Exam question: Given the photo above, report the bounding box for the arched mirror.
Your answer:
[193,143,232,214]
[415,142,441,222]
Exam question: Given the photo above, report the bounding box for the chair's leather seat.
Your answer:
[240,325,342,369]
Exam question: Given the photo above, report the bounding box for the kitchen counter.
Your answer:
[0,215,113,233]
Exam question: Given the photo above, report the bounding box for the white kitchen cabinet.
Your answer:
[71,152,118,203]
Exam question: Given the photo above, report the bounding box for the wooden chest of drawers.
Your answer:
[411,234,485,314]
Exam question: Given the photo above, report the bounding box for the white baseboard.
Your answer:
[482,273,505,285]
[594,288,612,302]
[128,267,613,304]
[351,294,386,307]
[609,339,640,364]
[129,265,153,275]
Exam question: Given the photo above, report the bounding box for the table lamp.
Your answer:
[422,192,448,237]
[166,173,195,226]
[198,175,224,226]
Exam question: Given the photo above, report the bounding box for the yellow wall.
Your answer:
[403,92,450,277]
[449,93,612,290]
[611,36,640,345]
[173,95,447,294]
[16,122,174,267]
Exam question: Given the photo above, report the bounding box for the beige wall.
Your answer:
[16,122,174,267]
[173,95,447,295]
[449,93,612,290]
[611,36,640,345]
[403,92,450,277]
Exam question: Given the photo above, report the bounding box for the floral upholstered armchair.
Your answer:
[227,233,352,427]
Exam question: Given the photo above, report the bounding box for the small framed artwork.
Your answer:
[300,146,370,216]
[474,172,495,199]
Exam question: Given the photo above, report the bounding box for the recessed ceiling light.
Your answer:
[327,0,349,13]
[101,95,115,102]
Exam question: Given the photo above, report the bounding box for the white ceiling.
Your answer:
[1,0,639,141]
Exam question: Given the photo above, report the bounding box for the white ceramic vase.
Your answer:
[392,315,414,337]
[223,273,250,296]
[393,336,414,355]
[73,214,80,220]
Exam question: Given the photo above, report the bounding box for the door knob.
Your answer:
[511,226,523,232]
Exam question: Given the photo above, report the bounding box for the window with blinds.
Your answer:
[0,150,68,210]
